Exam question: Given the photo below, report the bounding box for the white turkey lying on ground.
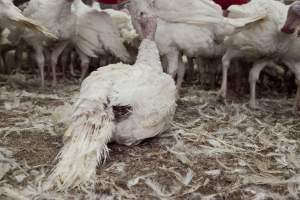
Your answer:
[129,0,267,90]
[0,0,55,38]
[218,0,300,109]
[46,12,177,190]
[16,0,131,87]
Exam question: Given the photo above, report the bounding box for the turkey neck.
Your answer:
[135,39,162,72]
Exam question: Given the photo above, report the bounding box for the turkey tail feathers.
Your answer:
[46,100,114,191]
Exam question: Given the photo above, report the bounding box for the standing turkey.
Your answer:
[281,1,300,109]
[15,0,131,87]
[129,0,267,90]
[218,0,300,109]
[47,8,177,190]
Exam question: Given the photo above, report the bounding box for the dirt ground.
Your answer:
[0,74,300,200]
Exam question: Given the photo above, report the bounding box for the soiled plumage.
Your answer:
[47,16,176,190]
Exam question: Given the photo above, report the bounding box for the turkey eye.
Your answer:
[140,12,144,17]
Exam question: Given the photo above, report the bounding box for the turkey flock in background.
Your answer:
[1,0,300,108]
[1,0,300,191]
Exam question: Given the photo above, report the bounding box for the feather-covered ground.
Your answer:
[0,73,299,200]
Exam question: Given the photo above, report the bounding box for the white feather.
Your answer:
[47,98,115,190]
[0,0,56,38]
[103,9,138,43]
[71,0,131,61]
[47,39,176,190]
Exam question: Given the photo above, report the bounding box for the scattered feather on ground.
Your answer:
[0,76,299,199]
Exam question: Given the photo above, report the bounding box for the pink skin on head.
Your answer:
[127,0,156,39]
[140,16,157,40]
[281,3,300,34]
[223,10,229,17]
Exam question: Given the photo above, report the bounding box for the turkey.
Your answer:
[46,10,176,190]
[129,0,267,90]
[0,0,55,38]
[91,2,138,44]
[218,0,300,109]
[185,0,250,87]
[16,0,131,87]
[281,0,300,34]
[280,1,300,109]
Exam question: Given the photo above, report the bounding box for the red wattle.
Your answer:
[96,0,126,4]
[213,0,249,10]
